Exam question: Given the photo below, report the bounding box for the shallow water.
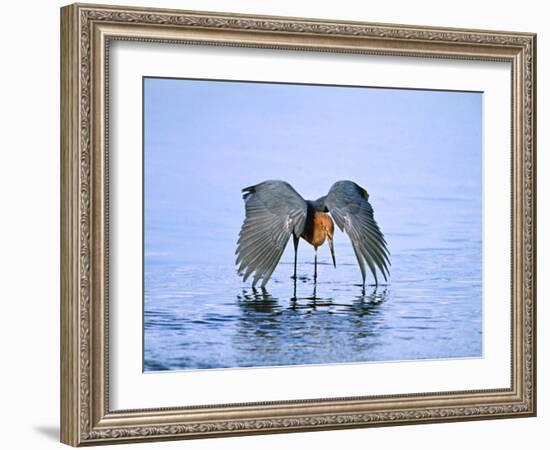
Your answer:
[144,234,482,371]
[143,79,482,371]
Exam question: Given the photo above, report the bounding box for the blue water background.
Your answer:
[143,78,482,371]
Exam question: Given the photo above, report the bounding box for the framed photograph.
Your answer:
[60,3,536,446]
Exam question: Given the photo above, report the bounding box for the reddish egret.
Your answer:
[236,180,390,288]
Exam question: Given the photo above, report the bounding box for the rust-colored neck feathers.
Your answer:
[302,212,334,249]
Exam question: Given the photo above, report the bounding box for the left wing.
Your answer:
[236,180,307,288]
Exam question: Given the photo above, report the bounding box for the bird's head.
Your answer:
[327,232,336,268]
[317,210,336,269]
[311,196,328,212]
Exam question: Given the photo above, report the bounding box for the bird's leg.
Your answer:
[313,248,318,282]
[292,235,299,280]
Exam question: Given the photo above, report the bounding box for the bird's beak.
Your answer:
[328,236,336,268]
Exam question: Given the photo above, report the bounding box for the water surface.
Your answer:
[143,77,482,371]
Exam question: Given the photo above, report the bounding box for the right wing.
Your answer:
[236,180,307,288]
[325,180,390,286]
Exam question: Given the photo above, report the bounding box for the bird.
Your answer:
[235,180,390,289]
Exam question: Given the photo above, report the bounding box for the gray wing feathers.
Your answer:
[236,180,307,287]
[325,180,390,285]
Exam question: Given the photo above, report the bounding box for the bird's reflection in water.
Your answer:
[237,287,280,314]
[234,284,390,366]
[351,286,388,314]
[238,284,388,312]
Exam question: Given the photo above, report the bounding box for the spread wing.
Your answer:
[236,180,307,288]
[325,180,390,286]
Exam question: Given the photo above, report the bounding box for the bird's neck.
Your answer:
[302,211,334,249]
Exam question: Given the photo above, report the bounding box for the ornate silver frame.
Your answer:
[60,3,536,446]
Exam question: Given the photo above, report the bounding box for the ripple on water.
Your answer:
[144,245,482,371]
